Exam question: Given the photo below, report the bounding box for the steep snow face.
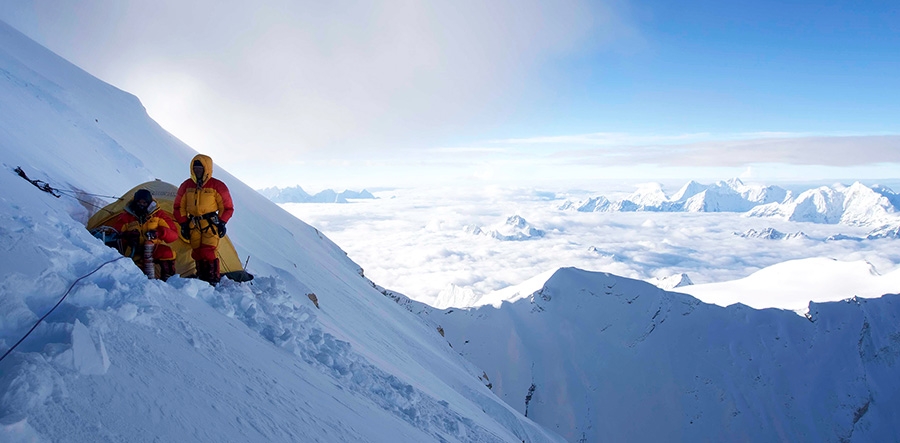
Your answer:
[0,21,561,443]
[433,268,900,442]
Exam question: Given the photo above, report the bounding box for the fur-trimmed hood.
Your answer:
[190,154,213,185]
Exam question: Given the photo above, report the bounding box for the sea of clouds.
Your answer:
[282,182,900,306]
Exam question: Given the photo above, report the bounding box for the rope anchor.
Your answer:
[14,166,61,197]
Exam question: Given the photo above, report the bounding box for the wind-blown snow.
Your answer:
[0,20,559,443]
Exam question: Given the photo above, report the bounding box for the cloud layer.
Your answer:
[283,183,900,306]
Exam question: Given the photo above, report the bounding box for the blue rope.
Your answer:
[0,256,129,364]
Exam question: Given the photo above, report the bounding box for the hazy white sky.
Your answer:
[2,1,898,190]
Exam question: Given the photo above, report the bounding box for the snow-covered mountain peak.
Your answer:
[746,181,899,226]
[723,177,745,187]
[648,272,694,290]
[626,182,668,206]
[671,180,706,202]
[561,178,788,214]
[473,268,560,308]
[465,215,546,241]
[434,284,479,309]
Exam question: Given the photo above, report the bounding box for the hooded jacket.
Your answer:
[173,154,234,225]
[108,198,178,261]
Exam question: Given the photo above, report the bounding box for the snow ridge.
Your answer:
[430,268,900,442]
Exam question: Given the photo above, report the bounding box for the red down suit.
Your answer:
[108,199,178,264]
[173,154,234,261]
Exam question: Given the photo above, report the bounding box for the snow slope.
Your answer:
[431,268,900,442]
[0,20,559,443]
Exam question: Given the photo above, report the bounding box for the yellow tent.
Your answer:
[86,179,253,282]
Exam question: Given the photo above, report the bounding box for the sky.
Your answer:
[1,0,899,190]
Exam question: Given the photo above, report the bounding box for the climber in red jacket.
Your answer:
[173,154,234,285]
[108,188,179,281]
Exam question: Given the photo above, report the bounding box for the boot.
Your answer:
[158,260,176,282]
[208,258,221,285]
[197,259,220,286]
[193,260,205,280]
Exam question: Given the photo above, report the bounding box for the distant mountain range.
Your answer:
[258,185,375,203]
[735,227,808,240]
[561,178,900,229]
[464,215,546,241]
[748,182,899,226]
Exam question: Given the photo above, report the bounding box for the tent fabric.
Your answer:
[86,179,252,282]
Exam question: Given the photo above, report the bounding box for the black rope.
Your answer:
[13,166,124,215]
[0,256,129,364]
[55,188,121,214]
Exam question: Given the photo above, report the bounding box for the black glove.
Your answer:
[216,221,226,238]
[146,230,157,240]
[121,229,140,246]
[180,222,191,239]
